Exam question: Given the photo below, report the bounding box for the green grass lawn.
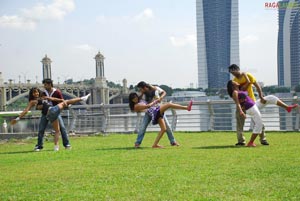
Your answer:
[0,132,300,201]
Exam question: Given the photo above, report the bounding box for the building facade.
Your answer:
[196,0,239,89]
[41,55,52,80]
[278,0,300,88]
[93,51,109,104]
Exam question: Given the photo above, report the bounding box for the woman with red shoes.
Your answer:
[129,92,192,148]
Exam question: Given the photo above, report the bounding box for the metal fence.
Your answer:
[3,97,300,134]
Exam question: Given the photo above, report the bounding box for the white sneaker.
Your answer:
[34,145,42,151]
[54,145,59,151]
[81,93,91,102]
[65,144,72,150]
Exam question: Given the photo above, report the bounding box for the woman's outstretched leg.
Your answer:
[152,118,167,148]
[159,100,193,114]
[65,93,90,105]
[284,103,298,113]
[57,93,91,110]
[276,99,298,113]
[265,95,298,112]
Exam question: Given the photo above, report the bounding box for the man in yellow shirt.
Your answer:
[228,64,269,146]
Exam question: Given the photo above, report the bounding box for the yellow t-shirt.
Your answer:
[233,72,256,101]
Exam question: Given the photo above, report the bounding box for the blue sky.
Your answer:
[0,0,277,88]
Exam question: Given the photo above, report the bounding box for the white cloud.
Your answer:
[96,8,154,24]
[240,34,259,44]
[0,0,75,30]
[22,0,75,20]
[74,44,96,52]
[96,15,106,23]
[133,8,154,21]
[0,15,36,30]
[169,34,196,47]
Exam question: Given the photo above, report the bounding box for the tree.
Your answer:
[159,85,173,96]
[7,97,28,111]
[204,88,219,96]
[107,81,121,88]
[262,86,290,94]
[64,79,73,84]
[294,85,300,92]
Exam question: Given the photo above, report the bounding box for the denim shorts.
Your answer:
[46,105,61,123]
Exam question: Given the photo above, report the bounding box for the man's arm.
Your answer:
[45,96,64,103]
[159,90,167,100]
[50,90,64,103]
[240,72,251,91]
[154,86,166,102]
[232,91,246,119]
[134,100,159,112]
[253,82,266,103]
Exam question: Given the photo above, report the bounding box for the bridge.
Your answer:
[0,52,130,111]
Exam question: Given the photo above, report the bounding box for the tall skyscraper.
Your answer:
[196,0,239,89]
[277,0,300,88]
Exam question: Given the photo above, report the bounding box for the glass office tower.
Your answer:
[196,0,239,89]
[277,0,300,88]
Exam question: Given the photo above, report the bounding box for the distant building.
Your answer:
[172,91,206,98]
[196,0,240,89]
[167,90,206,102]
[41,55,52,80]
[93,51,109,104]
[277,0,300,88]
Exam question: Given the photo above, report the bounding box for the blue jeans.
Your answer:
[36,114,70,147]
[135,113,176,145]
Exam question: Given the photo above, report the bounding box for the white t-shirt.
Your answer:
[154,86,164,99]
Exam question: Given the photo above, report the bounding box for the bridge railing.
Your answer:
[2,98,300,134]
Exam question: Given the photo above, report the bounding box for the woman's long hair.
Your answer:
[28,87,41,101]
[128,92,139,111]
[227,80,234,97]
